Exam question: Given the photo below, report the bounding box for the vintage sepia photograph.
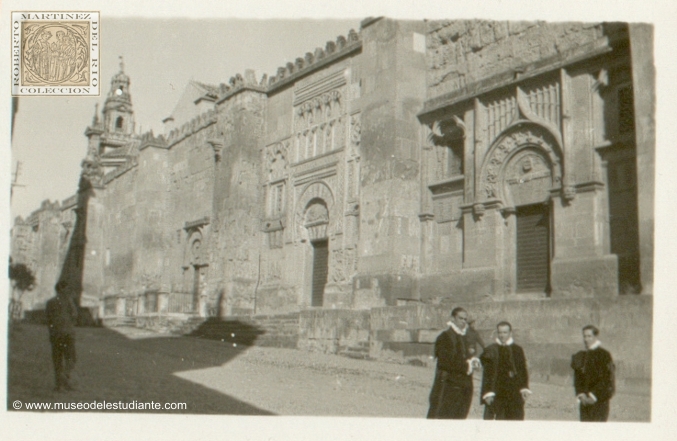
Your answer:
[2,1,675,440]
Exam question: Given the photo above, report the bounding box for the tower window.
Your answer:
[115,116,124,131]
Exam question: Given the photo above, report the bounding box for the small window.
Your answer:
[445,138,464,177]
[115,116,124,130]
[269,183,285,216]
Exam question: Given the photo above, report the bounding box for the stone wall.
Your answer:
[101,166,140,296]
[212,89,267,316]
[287,296,652,394]
[427,20,605,98]
[11,201,63,310]
[356,19,428,302]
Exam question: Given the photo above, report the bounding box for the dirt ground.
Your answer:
[6,323,650,421]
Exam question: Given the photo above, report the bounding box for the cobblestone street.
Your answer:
[7,323,649,421]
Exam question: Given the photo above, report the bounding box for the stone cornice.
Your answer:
[184,216,210,231]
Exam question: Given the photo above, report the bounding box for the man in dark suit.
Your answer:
[571,325,615,422]
[427,307,481,419]
[480,321,531,420]
[46,280,78,391]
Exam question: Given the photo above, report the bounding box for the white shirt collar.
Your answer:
[495,337,514,346]
[587,340,602,350]
[447,321,467,336]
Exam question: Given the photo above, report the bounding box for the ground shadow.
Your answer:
[7,323,274,414]
[186,317,266,346]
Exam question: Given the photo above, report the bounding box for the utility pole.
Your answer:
[11,161,25,199]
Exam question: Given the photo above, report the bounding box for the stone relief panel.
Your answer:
[479,127,562,206]
[426,20,604,98]
[265,140,290,182]
[304,199,329,241]
[329,248,347,283]
[346,112,361,205]
[294,181,335,242]
[348,113,361,158]
[504,149,553,206]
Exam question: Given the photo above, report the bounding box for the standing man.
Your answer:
[427,307,481,419]
[571,325,615,422]
[46,280,78,391]
[480,321,531,420]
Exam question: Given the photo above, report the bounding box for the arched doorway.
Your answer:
[480,126,563,296]
[304,199,330,307]
[504,149,553,294]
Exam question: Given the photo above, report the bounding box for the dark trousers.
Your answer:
[580,400,610,422]
[427,370,473,419]
[483,395,525,420]
[50,333,76,389]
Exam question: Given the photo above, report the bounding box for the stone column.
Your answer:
[629,24,655,295]
[354,18,428,305]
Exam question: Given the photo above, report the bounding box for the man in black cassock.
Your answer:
[571,325,615,422]
[479,321,531,420]
[46,280,78,391]
[427,307,481,419]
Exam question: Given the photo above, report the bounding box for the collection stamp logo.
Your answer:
[12,12,99,96]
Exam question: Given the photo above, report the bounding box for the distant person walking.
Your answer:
[479,321,531,420]
[427,307,481,419]
[571,325,615,422]
[46,280,78,391]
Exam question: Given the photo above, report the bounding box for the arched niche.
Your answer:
[304,198,329,241]
[185,230,204,266]
[295,181,335,242]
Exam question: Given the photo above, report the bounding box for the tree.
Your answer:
[8,258,36,321]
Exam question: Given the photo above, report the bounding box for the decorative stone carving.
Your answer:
[185,230,205,266]
[80,153,104,188]
[347,29,359,42]
[305,201,329,225]
[504,149,552,206]
[562,185,577,202]
[293,88,345,162]
[265,141,289,181]
[349,113,361,155]
[295,181,334,241]
[472,203,486,217]
[329,249,346,283]
[479,127,561,206]
[207,138,224,162]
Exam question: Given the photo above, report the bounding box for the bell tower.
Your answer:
[102,56,135,137]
